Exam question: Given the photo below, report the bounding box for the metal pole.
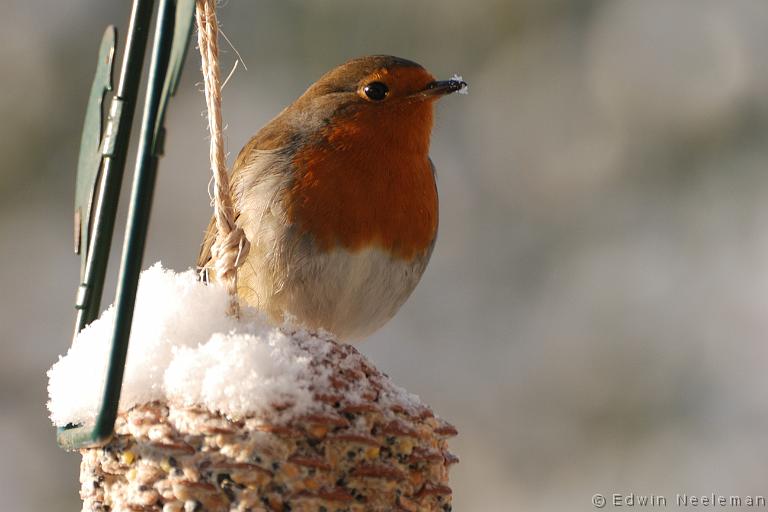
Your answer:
[74,0,155,336]
[92,0,176,447]
[59,0,176,449]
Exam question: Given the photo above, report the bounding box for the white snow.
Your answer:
[451,73,469,95]
[46,263,338,427]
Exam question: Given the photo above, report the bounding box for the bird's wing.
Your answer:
[196,129,293,275]
[196,214,218,278]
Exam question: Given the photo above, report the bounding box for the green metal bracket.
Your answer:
[72,0,155,339]
[58,0,196,450]
[74,27,115,275]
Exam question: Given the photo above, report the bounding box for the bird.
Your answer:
[197,55,466,340]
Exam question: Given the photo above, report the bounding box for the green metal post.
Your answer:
[58,0,177,450]
[74,0,155,336]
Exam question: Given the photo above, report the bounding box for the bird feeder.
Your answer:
[54,1,458,510]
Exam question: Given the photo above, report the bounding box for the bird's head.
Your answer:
[286,56,466,153]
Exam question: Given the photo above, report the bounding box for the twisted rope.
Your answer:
[196,0,249,317]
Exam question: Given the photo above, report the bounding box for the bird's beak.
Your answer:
[412,78,468,99]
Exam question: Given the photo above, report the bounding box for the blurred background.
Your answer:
[4,0,768,509]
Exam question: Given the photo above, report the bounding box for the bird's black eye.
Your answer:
[363,81,389,101]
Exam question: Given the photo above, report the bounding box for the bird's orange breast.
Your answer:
[288,102,438,261]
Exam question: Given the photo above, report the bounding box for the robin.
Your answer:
[198,55,466,340]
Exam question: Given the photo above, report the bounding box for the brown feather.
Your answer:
[196,133,274,273]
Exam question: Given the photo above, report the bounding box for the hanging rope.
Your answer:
[196,0,249,317]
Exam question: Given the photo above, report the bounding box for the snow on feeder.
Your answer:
[51,1,459,511]
[51,267,457,511]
